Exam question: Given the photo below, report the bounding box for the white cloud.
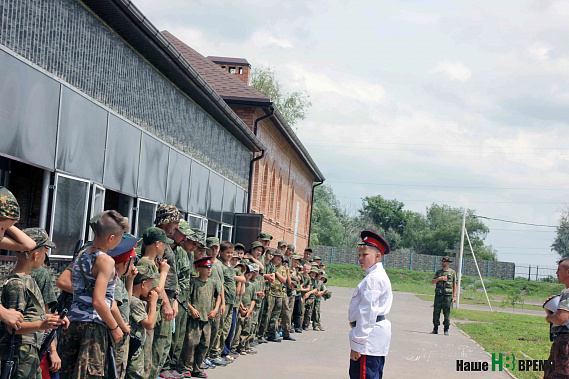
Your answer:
[394,11,440,25]
[250,30,293,49]
[430,61,472,82]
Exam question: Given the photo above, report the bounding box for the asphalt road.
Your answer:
[204,287,511,378]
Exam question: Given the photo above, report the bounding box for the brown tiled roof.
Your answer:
[162,31,270,104]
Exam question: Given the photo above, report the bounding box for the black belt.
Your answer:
[350,315,385,328]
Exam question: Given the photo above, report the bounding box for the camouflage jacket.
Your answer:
[188,278,221,322]
[30,265,57,309]
[433,268,456,295]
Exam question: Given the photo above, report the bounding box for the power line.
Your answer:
[329,181,569,191]
[336,196,567,205]
[474,215,558,228]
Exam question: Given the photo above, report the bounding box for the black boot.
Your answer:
[430,326,438,334]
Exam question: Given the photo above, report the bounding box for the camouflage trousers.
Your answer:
[150,299,173,378]
[58,321,109,379]
[235,312,253,351]
[167,296,189,370]
[0,343,41,379]
[256,295,269,338]
[545,334,569,378]
[207,308,222,358]
[266,295,283,338]
[433,294,452,328]
[126,333,146,379]
[302,298,315,328]
[312,299,321,328]
[143,328,154,373]
[250,307,261,339]
[113,333,129,379]
[210,304,233,357]
[280,292,295,338]
[181,319,211,373]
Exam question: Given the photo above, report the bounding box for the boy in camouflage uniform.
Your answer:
[311,270,327,331]
[430,256,456,336]
[26,228,61,374]
[206,237,228,366]
[262,250,288,342]
[290,254,304,333]
[59,211,129,379]
[302,267,319,330]
[0,227,66,379]
[151,205,181,379]
[127,266,160,379]
[135,227,171,374]
[182,256,222,378]
[235,264,258,354]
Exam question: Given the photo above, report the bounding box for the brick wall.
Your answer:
[312,246,515,280]
[248,108,315,252]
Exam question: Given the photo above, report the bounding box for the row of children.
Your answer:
[0,190,330,379]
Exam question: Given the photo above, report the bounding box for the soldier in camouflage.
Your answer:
[0,228,64,379]
[431,256,457,336]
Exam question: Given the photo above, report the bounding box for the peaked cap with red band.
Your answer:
[359,230,390,254]
[108,234,139,263]
[195,256,213,268]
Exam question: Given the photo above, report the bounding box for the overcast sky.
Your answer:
[135,0,569,275]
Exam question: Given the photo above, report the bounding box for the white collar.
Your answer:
[366,262,383,275]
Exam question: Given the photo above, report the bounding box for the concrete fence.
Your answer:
[312,246,515,280]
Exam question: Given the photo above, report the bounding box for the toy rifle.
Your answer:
[38,308,68,360]
[172,292,189,314]
[1,309,23,379]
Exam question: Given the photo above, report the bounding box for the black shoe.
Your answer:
[444,329,449,336]
[295,328,302,333]
[191,372,207,378]
[267,336,282,342]
[430,328,438,334]
[283,336,296,341]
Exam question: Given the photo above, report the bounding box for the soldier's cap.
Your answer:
[107,233,139,263]
[313,256,322,261]
[278,240,287,247]
[318,270,325,275]
[310,267,319,274]
[22,228,56,251]
[310,262,319,266]
[234,243,245,250]
[258,231,272,241]
[251,241,265,251]
[232,251,241,260]
[0,187,20,220]
[291,254,303,261]
[240,258,251,265]
[286,244,295,251]
[143,227,174,246]
[321,274,328,282]
[265,248,275,256]
[191,228,206,247]
[271,250,284,258]
[134,266,160,285]
[176,219,196,239]
[250,263,260,272]
[206,237,220,248]
[358,230,390,255]
[195,256,213,268]
[154,204,181,226]
[441,256,453,263]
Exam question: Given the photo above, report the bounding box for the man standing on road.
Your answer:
[430,256,456,336]
[348,230,392,379]
[544,258,569,378]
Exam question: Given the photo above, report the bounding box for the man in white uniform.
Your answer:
[348,230,392,379]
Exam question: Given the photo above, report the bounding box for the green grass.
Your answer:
[326,264,564,301]
[451,309,551,379]
[415,294,544,312]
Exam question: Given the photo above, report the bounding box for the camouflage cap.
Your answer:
[441,256,453,263]
[234,243,245,250]
[154,204,181,226]
[206,237,220,248]
[265,248,276,256]
[240,258,252,266]
[232,251,241,259]
[291,254,302,260]
[176,219,195,239]
[142,227,174,245]
[251,241,264,251]
[250,263,260,272]
[258,231,272,241]
[313,256,322,261]
[286,244,295,251]
[134,265,160,286]
[271,250,284,258]
[191,228,206,246]
[0,187,19,220]
[311,262,319,267]
[22,228,55,250]
[310,267,319,273]
[277,240,287,248]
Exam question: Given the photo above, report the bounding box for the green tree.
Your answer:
[552,210,569,259]
[360,195,407,234]
[250,66,311,127]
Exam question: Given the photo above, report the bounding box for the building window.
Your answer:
[229,67,236,74]
[135,199,158,238]
[239,67,243,74]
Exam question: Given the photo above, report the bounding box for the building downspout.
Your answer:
[247,106,274,213]
[307,180,324,246]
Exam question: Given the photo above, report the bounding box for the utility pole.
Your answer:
[456,209,466,308]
